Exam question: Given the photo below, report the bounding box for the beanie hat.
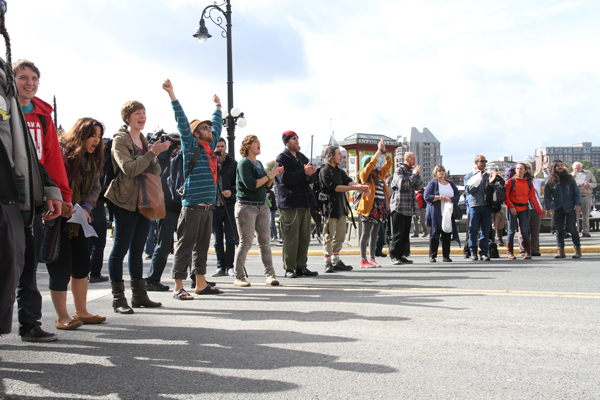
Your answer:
[282,130,297,144]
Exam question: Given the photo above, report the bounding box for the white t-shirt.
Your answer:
[439,181,454,199]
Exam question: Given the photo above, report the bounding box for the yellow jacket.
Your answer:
[357,156,392,217]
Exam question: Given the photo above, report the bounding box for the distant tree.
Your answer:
[265,160,276,172]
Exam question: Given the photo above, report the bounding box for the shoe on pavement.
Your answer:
[375,252,387,258]
[324,260,335,273]
[333,260,353,271]
[481,254,491,261]
[20,326,58,342]
[146,280,170,292]
[234,275,251,287]
[391,258,403,265]
[212,268,227,277]
[422,232,428,237]
[285,270,297,278]
[531,252,541,257]
[89,274,109,283]
[582,232,591,238]
[399,256,413,264]
[470,254,478,261]
[266,273,279,286]
[296,268,318,276]
[369,258,381,267]
[360,259,375,268]
[429,257,436,262]
[227,268,235,277]
[442,257,452,262]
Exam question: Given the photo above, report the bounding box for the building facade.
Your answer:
[395,128,442,185]
[536,142,600,170]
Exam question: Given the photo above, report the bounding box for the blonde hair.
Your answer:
[239,135,258,157]
[432,164,446,178]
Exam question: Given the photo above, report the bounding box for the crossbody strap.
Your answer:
[184,145,202,182]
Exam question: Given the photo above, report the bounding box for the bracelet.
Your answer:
[215,104,222,107]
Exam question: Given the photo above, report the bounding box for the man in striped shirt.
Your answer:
[163,79,223,299]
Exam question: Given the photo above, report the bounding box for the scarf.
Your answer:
[65,153,96,238]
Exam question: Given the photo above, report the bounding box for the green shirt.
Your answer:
[236,157,268,203]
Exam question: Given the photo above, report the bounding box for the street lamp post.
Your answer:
[193,0,245,158]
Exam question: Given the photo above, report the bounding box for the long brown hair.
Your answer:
[60,118,105,181]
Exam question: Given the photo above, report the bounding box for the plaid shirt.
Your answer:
[389,163,423,216]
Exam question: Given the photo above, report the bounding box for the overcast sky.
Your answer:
[8,0,600,174]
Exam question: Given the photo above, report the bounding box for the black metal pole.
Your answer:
[225,0,235,159]
[53,95,57,129]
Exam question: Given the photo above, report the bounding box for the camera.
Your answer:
[318,192,329,202]
[214,151,222,157]
[148,128,168,145]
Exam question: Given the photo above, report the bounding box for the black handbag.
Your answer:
[452,204,464,221]
[39,217,62,263]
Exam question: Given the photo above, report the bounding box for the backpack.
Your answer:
[313,167,327,213]
[100,138,115,195]
[489,241,500,258]
[508,177,532,207]
[166,146,202,201]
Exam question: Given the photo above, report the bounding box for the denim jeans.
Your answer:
[553,208,581,248]
[145,220,157,257]
[212,204,236,271]
[90,219,107,277]
[108,205,150,282]
[468,206,491,256]
[270,210,278,239]
[146,210,179,282]
[506,209,530,242]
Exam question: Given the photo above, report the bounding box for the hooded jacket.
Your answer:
[24,96,72,203]
[104,126,161,212]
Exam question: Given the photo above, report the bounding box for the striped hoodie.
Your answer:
[171,100,222,206]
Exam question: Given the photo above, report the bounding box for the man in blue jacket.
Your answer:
[275,131,319,278]
[464,155,497,261]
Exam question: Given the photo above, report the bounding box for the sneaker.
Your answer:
[88,274,109,283]
[20,326,58,342]
[146,280,170,292]
[234,275,251,287]
[227,268,235,277]
[212,268,227,277]
[145,255,152,260]
[360,258,376,268]
[369,258,381,268]
[266,274,279,286]
[324,260,335,273]
[391,258,403,265]
[399,256,413,264]
[333,260,353,271]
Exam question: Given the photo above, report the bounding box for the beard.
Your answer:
[558,168,572,185]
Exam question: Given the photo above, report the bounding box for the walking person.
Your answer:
[544,160,582,259]
[357,139,393,267]
[47,118,107,329]
[389,151,423,265]
[504,163,544,259]
[232,135,284,287]
[424,165,461,262]
[105,100,170,313]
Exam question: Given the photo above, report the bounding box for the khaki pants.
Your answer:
[323,216,347,262]
[577,195,592,234]
[171,206,213,279]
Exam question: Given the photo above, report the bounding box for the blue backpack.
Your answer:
[165,146,202,201]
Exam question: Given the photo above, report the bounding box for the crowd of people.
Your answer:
[1,55,597,343]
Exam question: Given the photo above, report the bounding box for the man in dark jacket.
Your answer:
[211,138,238,277]
[319,146,369,273]
[146,134,182,291]
[1,56,62,339]
[275,131,319,278]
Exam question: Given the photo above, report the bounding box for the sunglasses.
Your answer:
[199,125,212,131]
[477,159,487,163]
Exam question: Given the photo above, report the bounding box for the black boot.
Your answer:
[131,279,162,308]
[111,281,134,314]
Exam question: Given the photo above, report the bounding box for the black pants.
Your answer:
[390,212,412,259]
[0,204,25,335]
[90,219,107,277]
[429,232,451,259]
[47,219,91,291]
[17,214,44,335]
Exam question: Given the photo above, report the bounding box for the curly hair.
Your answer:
[121,100,145,124]
[60,118,105,180]
[326,146,339,162]
[239,134,258,157]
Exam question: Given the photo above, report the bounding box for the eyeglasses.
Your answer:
[477,159,487,163]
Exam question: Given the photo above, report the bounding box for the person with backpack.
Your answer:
[517,163,549,257]
[145,133,181,292]
[319,146,369,273]
[504,163,544,259]
[544,160,582,259]
[412,189,427,237]
[14,58,71,341]
[358,140,393,268]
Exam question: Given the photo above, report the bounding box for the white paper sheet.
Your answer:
[66,204,98,238]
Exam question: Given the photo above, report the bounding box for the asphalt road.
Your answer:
[1,246,599,399]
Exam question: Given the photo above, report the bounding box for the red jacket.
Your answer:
[24,97,72,203]
[504,177,542,214]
